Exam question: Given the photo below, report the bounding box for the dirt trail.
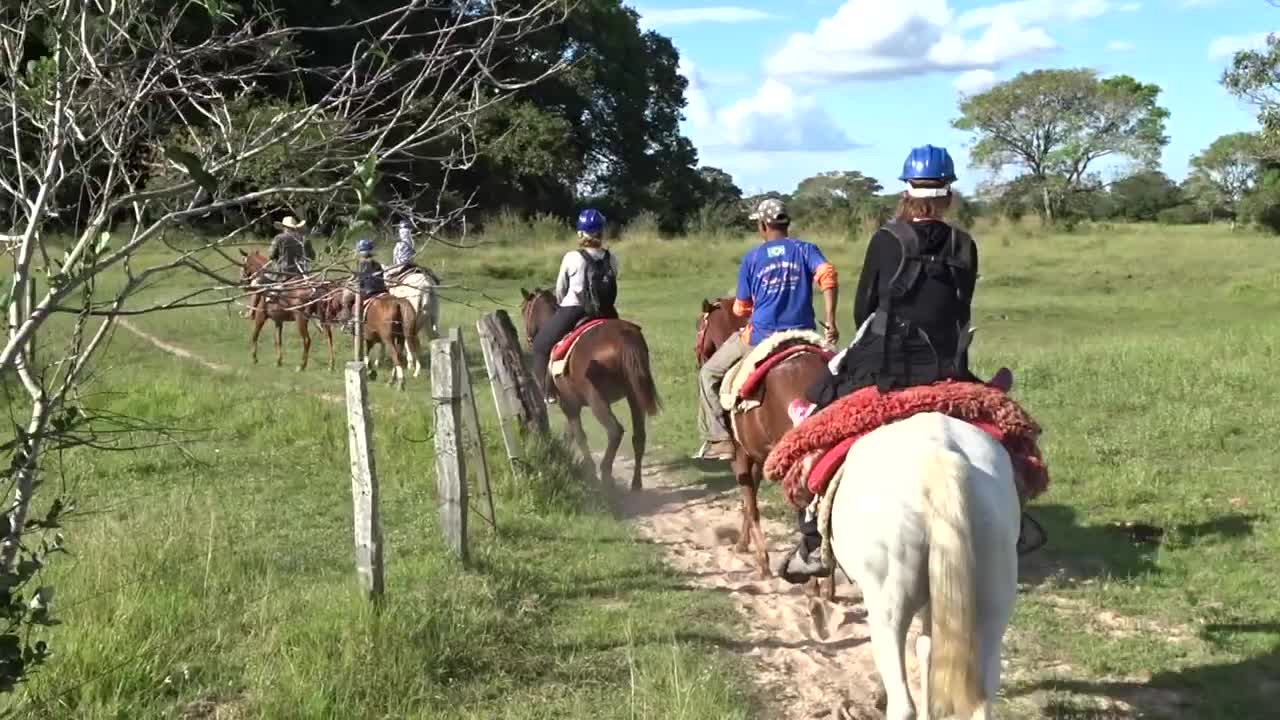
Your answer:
[118,318,346,404]
[614,453,924,720]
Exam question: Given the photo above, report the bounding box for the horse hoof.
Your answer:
[733,542,750,554]
[630,480,642,492]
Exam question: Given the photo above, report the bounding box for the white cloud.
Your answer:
[954,69,997,94]
[1208,32,1273,59]
[638,6,774,28]
[679,59,715,129]
[679,63,859,152]
[955,0,1113,30]
[1106,40,1135,52]
[763,0,1127,85]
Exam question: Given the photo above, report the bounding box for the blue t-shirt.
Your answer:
[736,238,830,344]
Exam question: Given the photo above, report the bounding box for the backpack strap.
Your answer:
[881,220,923,301]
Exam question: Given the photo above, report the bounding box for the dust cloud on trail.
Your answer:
[613,454,926,720]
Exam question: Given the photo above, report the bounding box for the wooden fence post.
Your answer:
[431,337,468,564]
[345,361,384,598]
[449,327,496,532]
[476,310,549,448]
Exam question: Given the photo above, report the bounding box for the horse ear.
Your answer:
[238,249,248,257]
[520,287,531,301]
[701,299,714,313]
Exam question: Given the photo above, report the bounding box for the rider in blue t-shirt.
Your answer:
[696,198,839,460]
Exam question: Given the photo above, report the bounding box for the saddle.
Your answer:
[717,330,834,415]
[763,379,1049,509]
[548,318,630,378]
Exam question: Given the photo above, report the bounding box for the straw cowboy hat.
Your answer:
[279,215,307,230]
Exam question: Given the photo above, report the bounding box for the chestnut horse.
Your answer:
[239,250,337,371]
[323,292,421,390]
[519,288,661,490]
[695,297,833,581]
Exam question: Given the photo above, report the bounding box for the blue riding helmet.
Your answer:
[899,145,958,184]
[576,208,606,235]
[355,238,375,254]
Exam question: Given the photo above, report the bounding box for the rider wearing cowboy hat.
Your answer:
[247,214,317,316]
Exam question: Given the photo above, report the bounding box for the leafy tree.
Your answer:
[1109,171,1183,222]
[686,166,743,233]
[953,68,1170,223]
[1222,34,1280,156]
[1181,171,1231,223]
[697,166,743,207]
[1188,132,1260,227]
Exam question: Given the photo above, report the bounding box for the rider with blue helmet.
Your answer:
[337,237,389,327]
[778,144,1011,584]
[529,209,620,403]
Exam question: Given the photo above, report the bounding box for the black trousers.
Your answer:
[531,305,588,388]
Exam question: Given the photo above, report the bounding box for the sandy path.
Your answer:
[614,453,924,720]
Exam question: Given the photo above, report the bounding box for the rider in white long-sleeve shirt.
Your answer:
[529,209,619,403]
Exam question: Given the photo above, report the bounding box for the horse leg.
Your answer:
[324,323,335,371]
[385,329,405,391]
[273,319,284,367]
[731,447,753,554]
[585,390,624,489]
[864,579,919,720]
[297,314,311,372]
[562,399,592,468]
[626,393,646,491]
[746,463,770,578]
[250,312,266,364]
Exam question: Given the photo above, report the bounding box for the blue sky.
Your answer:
[630,0,1268,196]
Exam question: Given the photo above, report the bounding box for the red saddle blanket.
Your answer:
[737,344,834,399]
[763,380,1049,508]
[551,318,609,361]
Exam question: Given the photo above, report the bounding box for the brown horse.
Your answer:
[695,297,833,581]
[323,291,421,390]
[519,288,661,490]
[239,250,337,371]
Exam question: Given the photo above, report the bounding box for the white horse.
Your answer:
[383,267,440,377]
[829,412,1021,720]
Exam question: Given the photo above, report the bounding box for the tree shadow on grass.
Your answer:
[1017,505,1261,588]
[1010,644,1280,719]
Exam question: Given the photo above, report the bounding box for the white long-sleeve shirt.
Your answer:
[392,223,415,266]
[555,247,619,307]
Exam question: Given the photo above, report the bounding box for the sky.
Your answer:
[630,0,1269,196]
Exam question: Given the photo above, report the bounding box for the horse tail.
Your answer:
[618,327,661,416]
[396,298,420,357]
[922,447,985,720]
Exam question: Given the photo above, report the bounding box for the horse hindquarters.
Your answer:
[829,415,1019,720]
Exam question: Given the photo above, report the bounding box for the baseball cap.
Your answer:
[748,198,789,224]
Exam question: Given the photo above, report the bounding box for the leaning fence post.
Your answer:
[431,336,468,564]
[476,310,549,446]
[450,328,496,532]
[345,361,384,598]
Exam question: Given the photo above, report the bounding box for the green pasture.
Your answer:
[3,220,1278,718]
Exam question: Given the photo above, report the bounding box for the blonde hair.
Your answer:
[896,180,952,221]
[577,230,603,248]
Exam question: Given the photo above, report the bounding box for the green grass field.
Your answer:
[3,221,1279,718]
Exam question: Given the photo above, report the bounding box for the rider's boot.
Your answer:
[778,504,832,584]
[989,366,1014,392]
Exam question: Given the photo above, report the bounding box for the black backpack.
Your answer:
[869,220,976,388]
[579,249,617,317]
